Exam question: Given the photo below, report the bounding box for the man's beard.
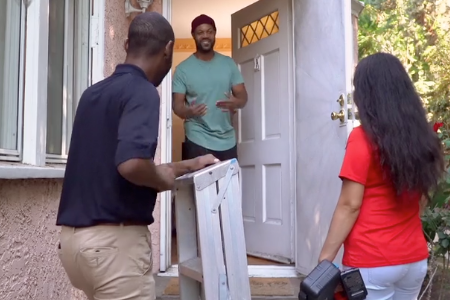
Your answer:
[196,39,215,53]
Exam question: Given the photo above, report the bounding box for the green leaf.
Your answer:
[441,238,450,249]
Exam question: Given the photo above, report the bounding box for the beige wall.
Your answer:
[0,1,162,300]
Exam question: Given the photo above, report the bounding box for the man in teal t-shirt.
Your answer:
[172,14,248,161]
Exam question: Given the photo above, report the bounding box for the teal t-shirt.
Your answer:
[172,52,244,151]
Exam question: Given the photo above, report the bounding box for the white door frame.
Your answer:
[159,0,173,273]
[158,0,304,278]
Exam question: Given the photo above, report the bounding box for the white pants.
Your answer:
[343,259,428,300]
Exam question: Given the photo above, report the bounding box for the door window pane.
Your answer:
[0,0,22,151]
[240,11,279,48]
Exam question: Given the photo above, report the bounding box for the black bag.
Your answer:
[299,260,368,300]
[299,260,341,300]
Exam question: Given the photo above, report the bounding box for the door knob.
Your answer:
[331,110,345,122]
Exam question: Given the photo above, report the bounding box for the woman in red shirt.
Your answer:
[319,53,445,300]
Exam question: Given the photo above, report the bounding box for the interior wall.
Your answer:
[172,0,258,38]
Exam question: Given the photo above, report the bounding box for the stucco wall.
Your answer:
[0,179,87,300]
[0,1,164,300]
[104,0,163,274]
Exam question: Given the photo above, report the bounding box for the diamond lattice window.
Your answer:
[240,11,279,48]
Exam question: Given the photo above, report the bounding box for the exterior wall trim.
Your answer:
[159,0,173,273]
[0,163,65,179]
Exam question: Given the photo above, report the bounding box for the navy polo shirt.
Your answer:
[56,64,160,227]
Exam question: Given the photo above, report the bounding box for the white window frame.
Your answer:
[46,0,73,163]
[0,0,26,162]
[46,0,90,164]
[0,0,105,178]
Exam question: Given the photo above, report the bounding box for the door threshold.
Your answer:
[158,264,300,278]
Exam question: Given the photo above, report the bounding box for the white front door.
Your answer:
[231,0,294,263]
[294,0,355,275]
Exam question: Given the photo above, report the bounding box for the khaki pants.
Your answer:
[58,225,156,300]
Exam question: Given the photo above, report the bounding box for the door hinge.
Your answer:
[254,55,261,71]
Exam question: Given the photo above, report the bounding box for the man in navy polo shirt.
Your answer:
[56,12,217,300]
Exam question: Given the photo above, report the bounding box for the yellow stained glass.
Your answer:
[240,10,279,48]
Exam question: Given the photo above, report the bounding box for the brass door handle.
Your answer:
[331,110,345,122]
[337,94,345,107]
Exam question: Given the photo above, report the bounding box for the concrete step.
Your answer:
[157,296,298,300]
[155,275,301,300]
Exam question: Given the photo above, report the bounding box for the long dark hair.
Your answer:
[353,52,445,196]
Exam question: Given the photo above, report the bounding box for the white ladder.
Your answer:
[174,159,251,300]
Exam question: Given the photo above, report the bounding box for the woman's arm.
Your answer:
[318,179,364,263]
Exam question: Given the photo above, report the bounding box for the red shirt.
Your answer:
[340,126,429,268]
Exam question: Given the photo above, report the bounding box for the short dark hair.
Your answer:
[353,52,445,196]
[127,12,175,56]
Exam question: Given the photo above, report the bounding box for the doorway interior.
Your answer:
[158,0,361,281]
[159,0,297,277]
